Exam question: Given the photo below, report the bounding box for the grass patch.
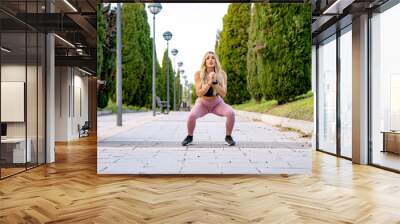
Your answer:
[232,98,277,113]
[98,99,149,113]
[267,95,314,122]
[233,91,314,122]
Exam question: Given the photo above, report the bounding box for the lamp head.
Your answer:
[148,3,162,15]
[171,48,178,56]
[163,31,173,41]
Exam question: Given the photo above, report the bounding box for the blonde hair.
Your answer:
[199,51,225,96]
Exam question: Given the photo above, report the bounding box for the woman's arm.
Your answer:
[195,71,212,97]
[212,72,227,97]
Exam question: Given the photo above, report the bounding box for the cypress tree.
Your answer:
[97,4,108,108]
[191,84,197,104]
[156,50,165,102]
[175,70,182,110]
[101,5,116,102]
[97,4,106,78]
[160,49,174,106]
[179,83,183,109]
[121,4,152,107]
[246,3,264,103]
[216,3,251,105]
[258,4,311,104]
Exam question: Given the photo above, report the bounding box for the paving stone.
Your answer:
[180,164,220,174]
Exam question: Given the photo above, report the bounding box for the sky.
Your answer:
[145,3,229,85]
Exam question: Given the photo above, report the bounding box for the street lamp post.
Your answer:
[184,79,188,106]
[163,31,172,113]
[116,3,122,126]
[177,62,183,110]
[189,87,192,106]
[182,72,187,85]
[182,70,187,107]
[171,48,178,111]
[148,3,162,116]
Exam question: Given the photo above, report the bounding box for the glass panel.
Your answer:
[340,27,352,158]
[371,4,400,171]
[38,32,45,165]
[1,31,27,177]
[1,0,47,178]
[27,31,38,169]
[318,35,337,154]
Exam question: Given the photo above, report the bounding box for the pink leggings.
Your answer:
[187,96,235,136]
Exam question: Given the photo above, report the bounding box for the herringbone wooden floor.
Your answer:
[1,135,400,224]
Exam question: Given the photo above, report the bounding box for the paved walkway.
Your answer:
[98,111,312,174]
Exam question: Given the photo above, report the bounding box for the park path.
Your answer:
[97,111,312,174]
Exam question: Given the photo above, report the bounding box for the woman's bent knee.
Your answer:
[227,108,235,118]
[188,113,198,121]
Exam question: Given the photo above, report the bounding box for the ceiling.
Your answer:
[311,0,390,43]
[0,0,97,74]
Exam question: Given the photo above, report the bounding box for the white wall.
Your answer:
[55,66,70,141]
[54,66,89,141]
[1,82,25,122]
[1,65,37,139]
[72,72,89,137]
[1,63,46,164]
[1,65,26,139]
[1,65,25,81]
